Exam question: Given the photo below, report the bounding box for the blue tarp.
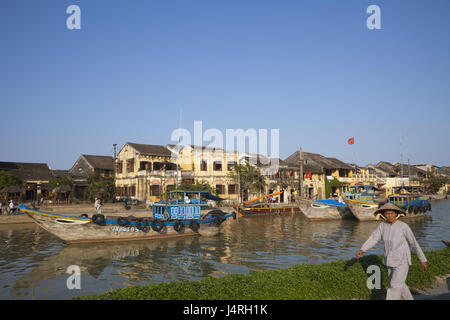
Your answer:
[316,199,348,208]
[202,192,227,201]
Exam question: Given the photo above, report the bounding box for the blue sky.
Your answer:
[0,0,449,169]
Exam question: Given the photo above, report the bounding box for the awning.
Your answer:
[1,186,22,193]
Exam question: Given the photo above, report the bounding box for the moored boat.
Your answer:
[295,198,354,221]
[19,190,236,243]
[232,192,300,216]
[344,193,431,222]
[233,203,301,216]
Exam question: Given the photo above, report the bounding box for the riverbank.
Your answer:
[75,248,449,300]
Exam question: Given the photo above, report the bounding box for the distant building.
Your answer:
[69,154,114,199]
[284,150,354,198]
[0,161,54,201]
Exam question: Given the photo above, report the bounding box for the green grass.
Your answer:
[75,248,449,300]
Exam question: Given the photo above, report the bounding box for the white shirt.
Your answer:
[361,220,427,267]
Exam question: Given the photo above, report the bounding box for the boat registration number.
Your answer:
[111,226,141,233]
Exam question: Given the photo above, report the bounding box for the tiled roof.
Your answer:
[82,155,114,170]
[0,162,54,181]
[127,143,172,157]
[284,151,354,170]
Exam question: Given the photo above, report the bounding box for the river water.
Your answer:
[0,199,449,299]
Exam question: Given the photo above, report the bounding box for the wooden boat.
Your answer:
[295,198,354,221]
[232,192,300,216]
[19,191,236,243]
[233,203,301,216]
[344,193,431,221]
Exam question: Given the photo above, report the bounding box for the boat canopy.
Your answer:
[168,190,227,202]
[201,192,227,201]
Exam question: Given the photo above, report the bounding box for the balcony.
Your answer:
[338,177,352,183]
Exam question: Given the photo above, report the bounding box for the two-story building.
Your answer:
[166,144,241,202]
[69,154,115,199]
[114,142,178,202]
[284,150,354,198]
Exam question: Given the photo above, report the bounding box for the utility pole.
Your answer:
[299,147,303,198]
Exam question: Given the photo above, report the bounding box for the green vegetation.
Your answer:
[0,171,22,191]
[49,177,72,190]
[420,175,448,194]
[325,177,342,198]
[75,248,449,300]
[85,179,115,202]
[166,181,216,195]
[228,163,266,200]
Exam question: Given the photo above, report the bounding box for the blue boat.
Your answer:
[342,185,377,202]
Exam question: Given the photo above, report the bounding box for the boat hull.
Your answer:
[19,205,233,243]
[233,204,301,216]
[344,199,428,221]
[296,199,354,220]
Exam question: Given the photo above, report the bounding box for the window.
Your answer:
[213,161,222,171]
[216,184,225,194]
[227,162,234,171]
[228,184,238,194]
[126,159,135,173]
[150,185,161,196]
[139,161,150,171]
[116,162,123,174]
[200,160,207,171]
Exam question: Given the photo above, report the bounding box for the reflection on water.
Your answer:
[0,199,449,299]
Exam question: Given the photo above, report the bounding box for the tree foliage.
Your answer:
[85,179,115,202]
[325,177,342,198]
[167,181,215,194]
[420,175,448,193]
[49,177,72,190]
[0,171,22,191]
[228,163,266,199]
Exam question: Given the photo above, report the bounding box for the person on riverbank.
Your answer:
[356,202,428,300]
[94,198,102,214]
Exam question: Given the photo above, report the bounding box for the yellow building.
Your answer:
[167,144,240,202]
[284,150,354,198]
[114,142,178,202]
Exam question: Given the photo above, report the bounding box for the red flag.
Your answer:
[347,137,354,145]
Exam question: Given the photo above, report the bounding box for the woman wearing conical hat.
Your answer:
[356,202,428,300]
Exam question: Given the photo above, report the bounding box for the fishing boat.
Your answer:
[344,193,431,221]
[342,185,378,202]
[232,192,301,216]
[295,198,354,220]
[19,191,236,243]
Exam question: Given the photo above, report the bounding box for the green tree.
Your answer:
[85,179,115,202]
[167,181,215,194]
[420,175,448,193]
[49,177,72,190]
[228,162,266,201]
[0,171,22,191]
[325,177,342,198]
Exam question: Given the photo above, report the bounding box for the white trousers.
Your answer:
[386,264,413,300]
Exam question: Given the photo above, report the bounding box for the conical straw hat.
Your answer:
[373,202,405,220]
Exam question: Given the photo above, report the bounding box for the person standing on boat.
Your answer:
[356,202,428,300]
